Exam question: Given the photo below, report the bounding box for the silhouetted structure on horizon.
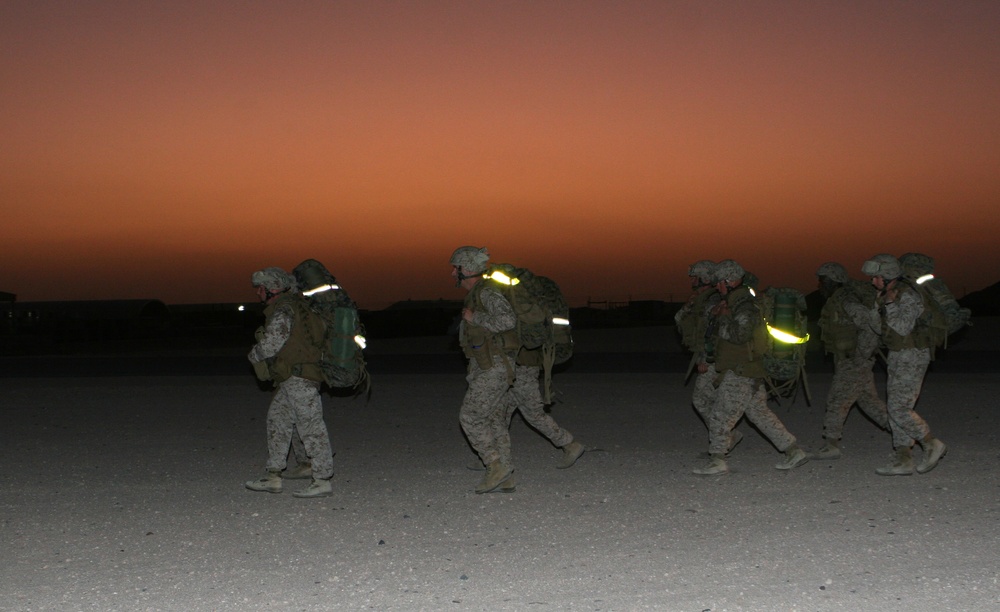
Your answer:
[1,281,993,356]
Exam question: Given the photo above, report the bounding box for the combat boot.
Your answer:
[475,460,513,494]
[775,445,809,470]
[245,470,282,494]
[492,474,517,493]
[557,440,585,469]
[812,439,842,460]
[292,478,332,498]
[876,448,914,476]
[916,437,947,474]
[283,462,313,479]
[466,458,486,471]
[693,454,728,475]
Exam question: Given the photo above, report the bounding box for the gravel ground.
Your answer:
[2,361,998,611]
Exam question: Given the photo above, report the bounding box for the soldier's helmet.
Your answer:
[449,246,491,275]
[687,260,716,284]
[899,252,935,277]
[861,254,901,280]
[251,267,295,291]
[816,261,849,284]
[714,259,745,283]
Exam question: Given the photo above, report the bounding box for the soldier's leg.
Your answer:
[288,377,333,480]
[693,371,745,475]
[691,364,718,426]
[886,349,931,447]
[264,383,297,473]
[289,426,307,465]
[706,372,749,456]
[854,360,889,431]
[460,358,512,466]
[508,365,573,448]
[822,360,860,442]
[744,382,796,451]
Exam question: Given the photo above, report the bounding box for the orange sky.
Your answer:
[3,1,998,309]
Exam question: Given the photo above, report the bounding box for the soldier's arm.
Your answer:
[470,287,517,333]
[249,307,293,362]
[884,287,923,336]
[717,299,757,345]
[843,302,881,335]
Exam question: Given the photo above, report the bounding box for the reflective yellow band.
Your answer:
[767,325,809,344]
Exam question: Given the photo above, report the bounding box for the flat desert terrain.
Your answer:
[2,326,998,611]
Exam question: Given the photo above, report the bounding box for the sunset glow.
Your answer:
[3,1,998,308]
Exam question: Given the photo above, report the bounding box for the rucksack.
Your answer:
[754,287,811,404]
[482,263,573,403]
[914,275,972,336]
[293,259,370,393]
[900,278,951,358]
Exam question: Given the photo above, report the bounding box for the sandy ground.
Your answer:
[2,332,999,611]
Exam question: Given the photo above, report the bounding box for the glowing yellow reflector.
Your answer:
[354,335,367,350]
[552,317,570,326]
[915,274,934,285]
[767,325,809,344]
[485,271,520,286]
[303,283,340,297]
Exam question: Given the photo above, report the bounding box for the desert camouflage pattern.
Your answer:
[714,259,745,283]
[885,347,932,449]
[251,267,295,291]
[876,279,935,449]
[263,376,333,479]
[675,285,720,354]
[687,260,716,285]
[249,306,294,362]
[460,353,513,467]
[505,364,573,449]
[820,289,889,440]
[816,261,849,284]
[899,252,934,276]
[707,370,796,456]
[823,354,889,441]
[459,282,518,468]
[862,253,901,280]
[691,363,719,426]
[450,246,491,275]
[249,296,334,479]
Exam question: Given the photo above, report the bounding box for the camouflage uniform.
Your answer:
[675,282,722,425]
[249,300,334,480]
[695,267,806,474]
[504,363,574,450]
[819,281,889,443]
[862,252,946,475]
[880,284,932,449]
[459,283,517,468]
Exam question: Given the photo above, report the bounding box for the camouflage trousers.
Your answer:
[459,354,513,468]
[264,376,334,479]
[822,355,888,440]
[691,363,719,427]
[707,370,796,457]
[505,364,573,449]
[886,347,932,449]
